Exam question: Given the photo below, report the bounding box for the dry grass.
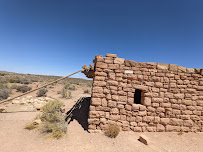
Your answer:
[105,124,120,138]
[25,123,38,130]
[41,122,67,139]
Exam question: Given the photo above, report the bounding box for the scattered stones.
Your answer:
[11,96,54,110]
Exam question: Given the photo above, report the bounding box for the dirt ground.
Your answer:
[0,88,203,152]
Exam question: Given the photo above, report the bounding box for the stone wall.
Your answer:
[88,54,203,133]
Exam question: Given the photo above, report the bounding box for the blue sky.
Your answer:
[0,0,202,79]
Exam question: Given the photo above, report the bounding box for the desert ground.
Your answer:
[0,72,203,152]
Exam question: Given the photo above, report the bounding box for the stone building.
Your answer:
[86,54,203,133]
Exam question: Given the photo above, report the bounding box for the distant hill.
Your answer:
[0,71,92,86]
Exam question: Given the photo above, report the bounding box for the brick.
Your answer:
[92,93,105,98]
[112,95,119,101]
[109,64,119,69]
[166,125,180,132]
[155,82,163,88]
[110,108,119,114]
[110,115,120,121]
[91,98,102,106]
[106,53,117,57]
[101,98,107,107]
[92,87,103,93]
[95,71,107,77]
[93,81,106,87]
[169,64,178,71]
[152,98,163,103]
[160,118,170,125]
[157,63,169,70]
[184,120,194,127]
[157,124,165,132]
[181,100,193,106]
[108,100,117,108]
[114,57,124,64]
[178,66,187,72]
[174,94,184,99]
[119,96,127,102]
[107,80,118,86]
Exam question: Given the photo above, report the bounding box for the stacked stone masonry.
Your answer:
[88,54,203,133]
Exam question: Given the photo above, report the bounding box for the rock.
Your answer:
[33,119,42,125]
[139,135,149,145]
[12,100,20,104]
[0,108,6,113]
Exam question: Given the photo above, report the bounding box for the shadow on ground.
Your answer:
[65,97,91,131]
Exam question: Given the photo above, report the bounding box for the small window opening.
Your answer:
[134,89,143,104]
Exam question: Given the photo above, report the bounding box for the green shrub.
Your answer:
[0,88,10,100]
[16,85,32,93]
[105,124,120,138]
[37,88,48,97]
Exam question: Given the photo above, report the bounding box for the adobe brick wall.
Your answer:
[88,54,203,133]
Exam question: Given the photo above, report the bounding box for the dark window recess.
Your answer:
[134,89,142,104]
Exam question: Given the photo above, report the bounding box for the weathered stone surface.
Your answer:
[91,98,102,106]
[96,62,107,69]
[106,53,117,57]
[107,80,118,86]
[178,66,187,72]
[114,58,125,64]
[157,63,169,70]
[93,81,106,87]
[109,64,119,69]
[169,64,178,71]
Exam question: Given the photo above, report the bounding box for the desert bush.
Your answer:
[67,91,72,99]
[0,82,8,89]
[9,78,19,83]
[60,88,67,98]
[83,89,90,94]
[10,84,18,89]
[41,122,67,139]
[19,78,31,84]
[105,124,120,138]
[37,88,48,97]
[40,100,67,139]
[64,83,76,91]
[0,73,6,76]
[0,88,10,100]
[16,85,32,93]
[41,100,64,123]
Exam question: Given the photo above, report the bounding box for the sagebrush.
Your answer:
[37,88,48,97]
[105,124,120,138]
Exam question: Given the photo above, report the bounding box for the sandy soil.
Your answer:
[0,88,203,152]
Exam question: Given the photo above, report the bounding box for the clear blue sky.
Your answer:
[0,0,202,78]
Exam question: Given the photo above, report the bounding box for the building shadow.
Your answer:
[65,97,91,131]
